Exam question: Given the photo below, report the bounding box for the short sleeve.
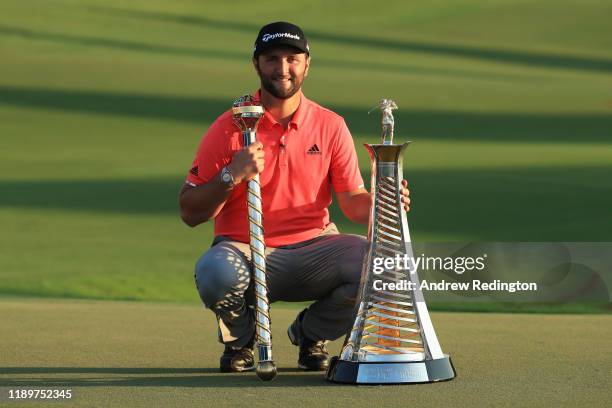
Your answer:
[329,119,365,193]
[186,114,233,186]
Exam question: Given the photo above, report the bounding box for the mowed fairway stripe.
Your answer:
[0,298,610,407]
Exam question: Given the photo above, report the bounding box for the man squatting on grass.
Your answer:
[179,22,410,372]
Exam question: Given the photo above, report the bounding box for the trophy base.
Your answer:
[326,355,456,384]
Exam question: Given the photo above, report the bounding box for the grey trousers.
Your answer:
[194,224,368,348]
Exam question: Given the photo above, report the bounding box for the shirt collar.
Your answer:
[254,89,306,130]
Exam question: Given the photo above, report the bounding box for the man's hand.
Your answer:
[337,180,411,225]
[228,141,265,183]
[401,179,411,213]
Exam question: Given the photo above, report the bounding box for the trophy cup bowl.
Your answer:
[232,96,264,134]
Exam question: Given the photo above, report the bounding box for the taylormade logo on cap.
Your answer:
[254,22,309,57]
[262,32,301,42]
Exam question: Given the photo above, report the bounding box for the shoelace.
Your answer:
[307,341,329,355]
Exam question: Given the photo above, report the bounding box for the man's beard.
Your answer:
[256,67,304,99]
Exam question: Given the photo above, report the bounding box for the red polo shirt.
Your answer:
[186,90,364,247]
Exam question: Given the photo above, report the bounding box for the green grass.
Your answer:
[1,298,610,407]
[427,302,612,314]
[0,0,611,308]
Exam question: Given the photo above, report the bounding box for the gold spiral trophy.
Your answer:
[326,99,456,384]
[231,95,276,381]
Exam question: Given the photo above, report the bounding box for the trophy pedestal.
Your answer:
[326,355,455,384]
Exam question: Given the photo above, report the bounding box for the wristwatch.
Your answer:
[220,166,235,188]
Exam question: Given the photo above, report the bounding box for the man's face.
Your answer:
[253,46,310,99]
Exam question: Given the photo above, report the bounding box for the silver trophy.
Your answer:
[231,95,276,381]
[326,99,456,384]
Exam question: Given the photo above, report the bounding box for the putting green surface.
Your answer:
[1,298,610,407]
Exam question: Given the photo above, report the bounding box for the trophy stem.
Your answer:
[246,171,272,354]
[244,130,257,146]
[241,127,276,381]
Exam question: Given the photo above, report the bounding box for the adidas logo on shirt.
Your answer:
[306,144,322,155]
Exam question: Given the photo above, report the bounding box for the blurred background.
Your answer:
[1,0,610,309]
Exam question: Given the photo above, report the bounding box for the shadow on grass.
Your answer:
[0,177,183,215]
[0,24,248,61]
[0,367,333,388]
[0,367,210,374]
[0,24,523,82]
[2,86,612,143]
[92,7,612,73]
[427,302,612,314]
[335,164,612,241]
[0,165,611,240]
[0,85,225,126]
